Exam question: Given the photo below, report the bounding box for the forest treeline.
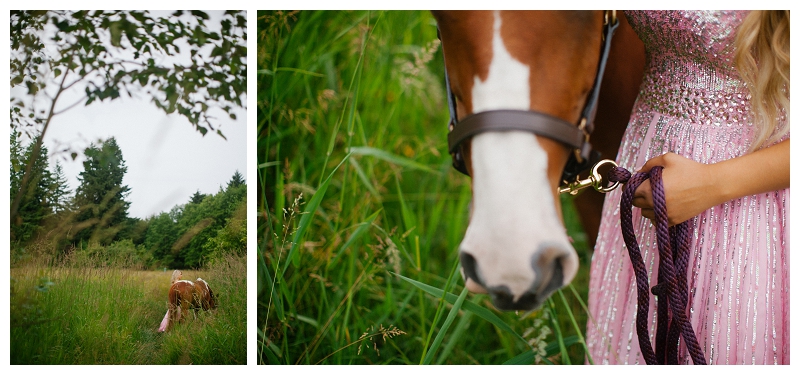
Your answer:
[10,132,246,269]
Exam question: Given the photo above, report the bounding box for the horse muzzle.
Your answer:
[460,242,575,311]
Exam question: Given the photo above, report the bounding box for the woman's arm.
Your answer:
[631,139,789,226]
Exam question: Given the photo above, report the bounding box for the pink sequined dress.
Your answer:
[586,11,789,365]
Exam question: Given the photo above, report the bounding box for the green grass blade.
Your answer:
[281,153,350,277]
[329,209,382,267]
[547,299,570,364]
[435,307,473,364]
[557,289,591,364]
[568,283,595,364]
[503,350,536,365]
[544,335,581,359]
[349,146,436,174]
[395,273,529,346]
[347,157,380,197]
[422,287,469,364]
[419,259,460,363]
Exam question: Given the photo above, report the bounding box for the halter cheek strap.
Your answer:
[442,11,619,181]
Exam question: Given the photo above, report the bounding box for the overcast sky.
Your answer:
[40,97,246,219]
[10,11,247,219]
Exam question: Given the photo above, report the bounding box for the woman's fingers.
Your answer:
[631,180,653,209]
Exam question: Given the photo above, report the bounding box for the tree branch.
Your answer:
[52,96,87,116]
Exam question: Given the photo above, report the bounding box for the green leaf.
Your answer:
[110,21,122,47]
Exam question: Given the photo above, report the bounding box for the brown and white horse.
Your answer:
[432,10,643,310]
[159,277,218,332]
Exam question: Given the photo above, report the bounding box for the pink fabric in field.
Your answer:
[158,310,169,332]
[586,10,789,364]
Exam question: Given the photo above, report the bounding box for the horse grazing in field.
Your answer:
[432,10,644,311]
[158,275,218,332]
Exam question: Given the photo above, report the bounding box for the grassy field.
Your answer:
[9,254,246,364]
[258,10,596,365]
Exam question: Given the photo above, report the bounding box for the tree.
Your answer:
[48,161,72,214]
[190,189,207,204]
[73,137,131,245]
[10,131,55,242]
[227,170,245,190]
[9,10,247,227]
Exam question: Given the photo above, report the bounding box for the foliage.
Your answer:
[258,10,594,365]
[227,169,245,189]
[72,137,131,245]
[67,239,151,269]
[142,173,246,269]
[10,10,246,138]
[48,161,72,214]
[10,130,55,243]
[9,10,247,230]
[204,200,247,259]
[190,189,207,204]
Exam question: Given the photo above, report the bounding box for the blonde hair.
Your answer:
[170,270,183,284]
[734,10,790,151]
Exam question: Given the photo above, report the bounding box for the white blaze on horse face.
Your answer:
[461,11,578,305]
[471,11,529,113]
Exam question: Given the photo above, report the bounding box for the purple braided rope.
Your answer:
[608,166,707,365]
[616,170,658,365]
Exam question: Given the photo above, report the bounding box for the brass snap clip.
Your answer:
[558,159,620,195]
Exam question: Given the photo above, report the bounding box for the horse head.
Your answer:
[195,278,218,310]
[433,10,607,310]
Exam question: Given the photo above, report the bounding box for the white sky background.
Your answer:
[11,10,247,219]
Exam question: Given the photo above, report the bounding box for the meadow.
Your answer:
[259,10,597,365]
[9,254,246,364]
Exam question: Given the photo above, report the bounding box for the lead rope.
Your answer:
[607,166,707,365]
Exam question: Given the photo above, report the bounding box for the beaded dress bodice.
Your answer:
[626,10,751,127]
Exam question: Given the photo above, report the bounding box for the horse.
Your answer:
[159,277,218,332]
[432,10,644,311]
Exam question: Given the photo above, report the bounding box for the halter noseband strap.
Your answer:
[447,110,586,159]
[442,11,619,180]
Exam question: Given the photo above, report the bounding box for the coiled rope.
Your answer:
[607,166,706,365]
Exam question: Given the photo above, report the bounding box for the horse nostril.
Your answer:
[488,286,541,311]
[530,252,566,299]
[459,251,482,286]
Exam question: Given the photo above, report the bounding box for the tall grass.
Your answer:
[9,253,246,364]
[258,10,594,365]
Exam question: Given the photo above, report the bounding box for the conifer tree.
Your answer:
[73,137,131,245]
[227,170,245,190]
[190,190,207,204]
[48,161,72,214]
[10,133,54,242]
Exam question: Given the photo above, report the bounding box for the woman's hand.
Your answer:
[632,140,789,226]
[631,153,722,226]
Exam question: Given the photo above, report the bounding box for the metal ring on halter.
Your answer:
[558,159,620,195]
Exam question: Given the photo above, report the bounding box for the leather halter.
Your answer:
[442,11,619,182]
